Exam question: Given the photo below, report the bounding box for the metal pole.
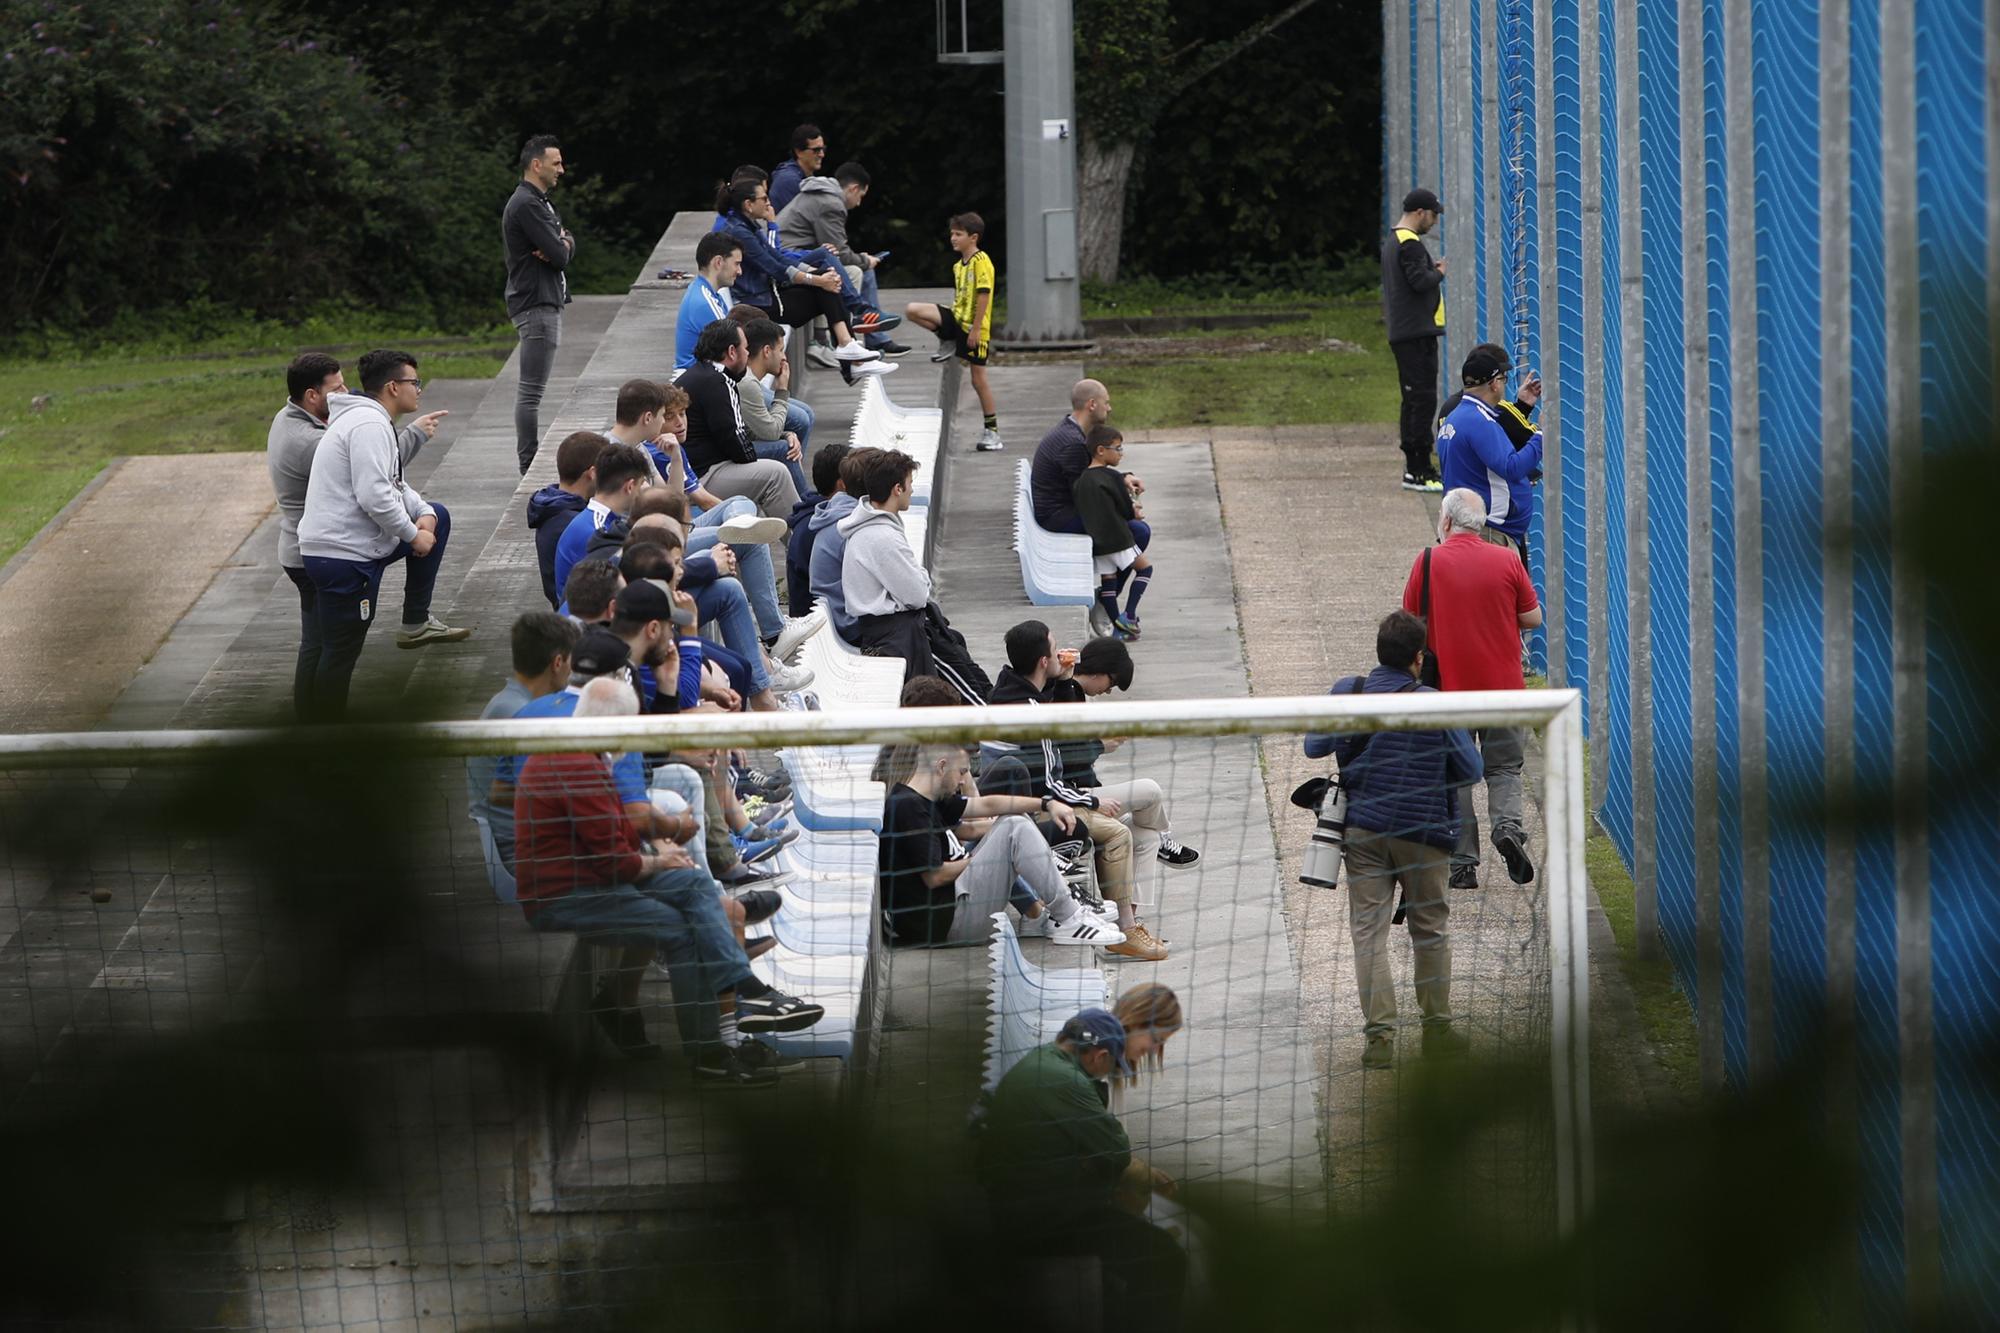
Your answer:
[1001,0,1084,344]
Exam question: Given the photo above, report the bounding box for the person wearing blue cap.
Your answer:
[979,1007,1187,1327]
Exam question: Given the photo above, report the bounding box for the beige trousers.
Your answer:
[1342,829,1453,1036]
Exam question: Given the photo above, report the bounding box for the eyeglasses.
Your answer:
[392,377,425,390]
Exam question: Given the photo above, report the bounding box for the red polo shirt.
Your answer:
[1401,532,1539,691]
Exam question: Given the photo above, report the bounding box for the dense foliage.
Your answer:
[0,0,1379,339]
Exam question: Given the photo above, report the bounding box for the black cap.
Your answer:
[1402,187,1443,214]
[571,627,632,679]
[1076,637,1134,692]
[1461,344,1513,386]
[614,580,676,624]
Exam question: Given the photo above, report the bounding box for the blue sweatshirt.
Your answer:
[525,486,587,609]
[675,277,733,370]
[1303,665,1483,850]
[806,492,860,635]
[1437,395,1542,539]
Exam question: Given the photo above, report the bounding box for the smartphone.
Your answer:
[873,251,891,261]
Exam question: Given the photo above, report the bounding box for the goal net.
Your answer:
[0,689,1587,1328]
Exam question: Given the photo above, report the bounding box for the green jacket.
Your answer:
[979,1043,1131,1226]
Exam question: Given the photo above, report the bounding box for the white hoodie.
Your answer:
[298,394,435,563]
[837,501,930,616]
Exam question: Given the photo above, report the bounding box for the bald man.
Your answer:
[1029,379,1149,632]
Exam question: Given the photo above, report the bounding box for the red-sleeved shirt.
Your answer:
[513,751,646,915]
[1402,532,1540,692]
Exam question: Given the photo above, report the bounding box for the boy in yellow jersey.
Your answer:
[904,212,1002,450]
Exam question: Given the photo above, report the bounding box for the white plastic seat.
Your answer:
[782,745,885,833]
[470,811,517,904]
[746,898,870,956]
[848,376,939,505]
[799,623,905,710]
[1013,460,1096,606]
[983,913,1108,1089]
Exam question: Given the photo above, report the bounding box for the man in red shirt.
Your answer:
[1402,488,1544,890]
[514,677,822,1085]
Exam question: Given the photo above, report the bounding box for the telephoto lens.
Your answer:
[1299,785,1349,888]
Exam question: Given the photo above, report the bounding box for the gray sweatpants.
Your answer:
[702,458,800,521]
[1454,726,1526,869]
[944,814,1072,945]
[513,306,561,473]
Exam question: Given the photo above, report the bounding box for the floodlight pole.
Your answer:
[999,0,1085,345]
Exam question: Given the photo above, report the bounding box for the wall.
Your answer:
[1384,0,1999,1320]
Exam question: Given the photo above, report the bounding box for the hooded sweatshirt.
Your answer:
[978,667,1102,810]
[298,395,434,564]
[836,500,929,618]
[807,493,861,633]
[267,399,428,570]
[777,176,864,268]
[526,486,589,609]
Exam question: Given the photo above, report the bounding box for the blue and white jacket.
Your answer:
[675,277,733,370]
[1437,395,1543,539]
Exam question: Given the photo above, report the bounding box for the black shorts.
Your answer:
[934,309,990,366]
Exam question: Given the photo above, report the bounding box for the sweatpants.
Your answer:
[1390,335,1441,474]
[942,815,1073,945]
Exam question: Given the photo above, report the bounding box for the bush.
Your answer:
[0,0,513,336]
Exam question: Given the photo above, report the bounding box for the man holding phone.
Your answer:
[1435,341,1544,566]
[777,160,909,356]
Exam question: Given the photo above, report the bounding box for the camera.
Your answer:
[1299,783,1349,889]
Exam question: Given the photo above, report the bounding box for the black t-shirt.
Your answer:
[878,783,969,945]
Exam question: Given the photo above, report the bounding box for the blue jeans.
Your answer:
[691,576,771,693]
[688,495,783,638]
[859,267,891,347]
[299,503,452,722]
[754,438,813,503]
[769,390,815,454]
[527,868,751,1061]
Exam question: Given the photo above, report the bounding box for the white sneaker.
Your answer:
[770,608,827,663]
[1047,914,1125,948]
[718,513,788,545]
[1087,603,1114,639]
[833,342,881,362]
[1069,887,1116,923]
[396,616,472,648]
[805,344,840,370]
[975,428,1005,452]
[851,360,898,376]
[766,660,816,694]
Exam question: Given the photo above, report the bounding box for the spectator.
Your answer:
[1073,425,1153,642]
[728,313,815,499]
[877,738,1122,948]
[551,439,650,602]
[675,232,740,371]
[1030,379,1150,633]
[268,352,444,719]
[565,558,622,626]
[1382,186,1447,492]
[679,320,803,521]
[503,135,574,473]
[903,212,1002,450]
[1405,489,1543,889]
[976,1006,1188,1327]
[1303,610,1482,1068]
[526,430,608,610]
[623,528,809,708]
[713,175,892,375]
[1070,636,1135,697]
[767,122,825,213]
[296,350,470,720]
[982,620,1177,962]
[787,442,848,616]
[807,446,874,639]
[465,612,581,868]
[838,448,991,701]
[1436,344,1544,564]
[513,675,822,1082]
[1436,340,1543,475]
[780,160,906,356]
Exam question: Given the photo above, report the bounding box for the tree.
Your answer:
[1073,0,1325,283]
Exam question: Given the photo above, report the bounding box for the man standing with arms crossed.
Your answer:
[504,135,574,474]
[1382,187,1448,493]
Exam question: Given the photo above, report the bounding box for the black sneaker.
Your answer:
[1156,836,1200,868]
[693,1048,779,1088]
[592,1005,663,1060]
[717,861,790,888]
[1494,830,1536,884]
[733,1038,807,1073]
[735,888,783,925]
[1449,863,1481,891]
[1401,470,1445,493]
[870,340,911,357]
[1422,1023,1471,1060]
[736,989,826,1034]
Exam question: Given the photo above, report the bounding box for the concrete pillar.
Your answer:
[999,0,1083,344]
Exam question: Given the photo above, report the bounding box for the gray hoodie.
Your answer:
[267,399,428,569]
[298,395,435,563]
[777,176,864,269]
[837,500,930,616]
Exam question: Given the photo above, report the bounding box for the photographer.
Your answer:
[1302,610,1482,1070]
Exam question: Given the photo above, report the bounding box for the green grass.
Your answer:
[1086,295,1400,429]
[0,319,507,563]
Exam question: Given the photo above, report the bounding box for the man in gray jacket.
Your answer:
[268,352,447,721]
[503,135,574,474]
[298,350,471,721]
[838,449,989,700]
[778,162,904,356]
